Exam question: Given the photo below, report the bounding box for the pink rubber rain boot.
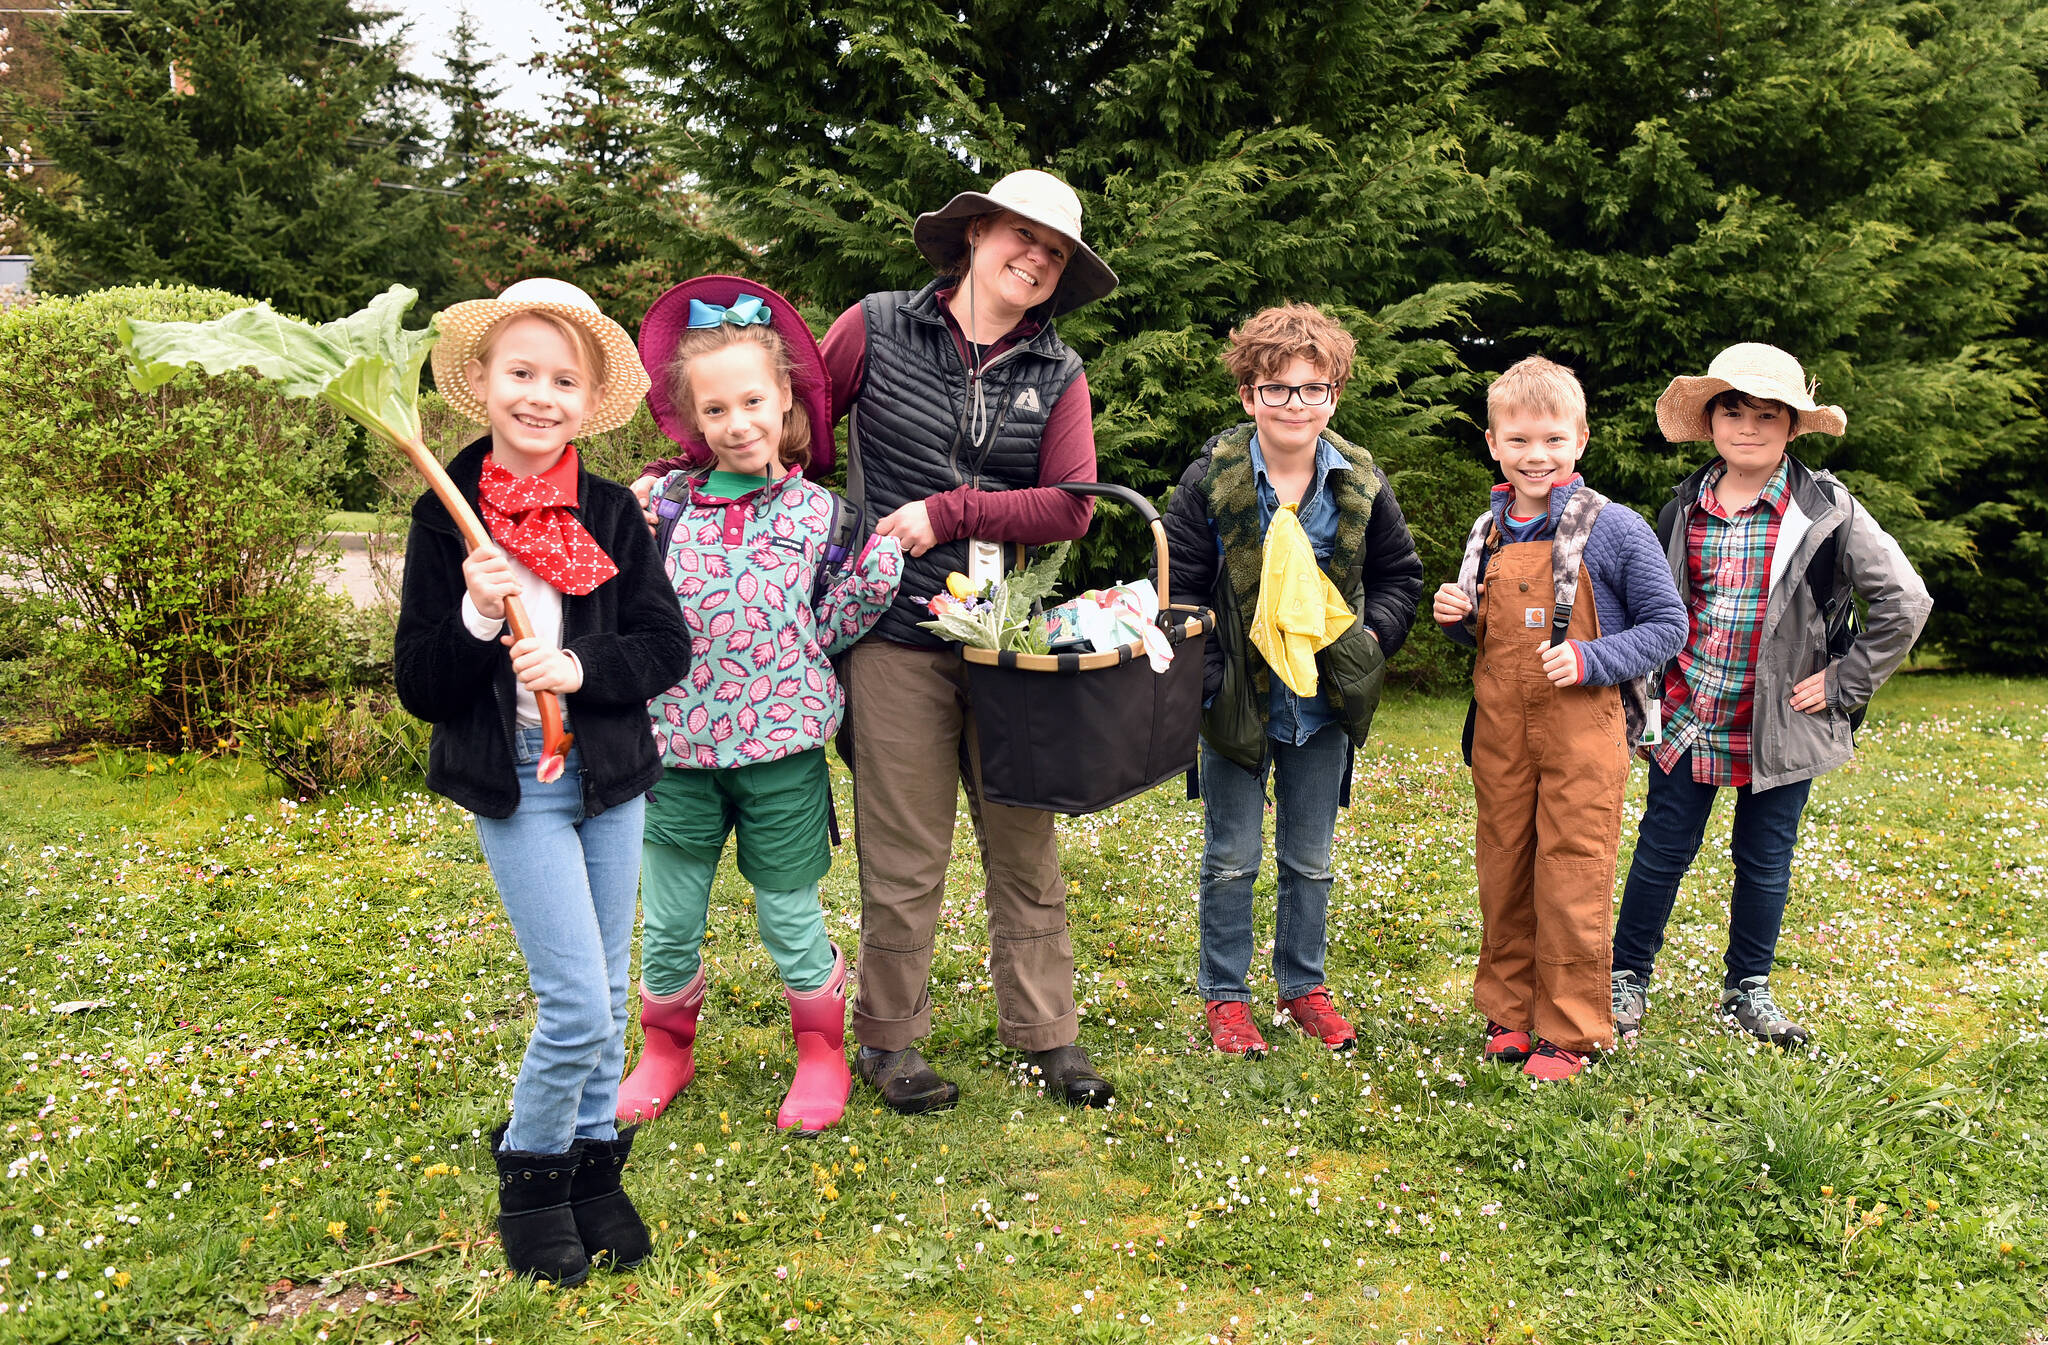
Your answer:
[776,946,851,1134]
[615,968,705,1123]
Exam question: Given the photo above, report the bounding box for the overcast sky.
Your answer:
[376,0,569,126]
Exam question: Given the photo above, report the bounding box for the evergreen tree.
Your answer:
[446,0,711,317]
[434,6,501,186]
[0,0,452,319]
[1456,0,2047,643]
[634,0,1506,607]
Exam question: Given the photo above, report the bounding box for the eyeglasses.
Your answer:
[1250,381,1338,407]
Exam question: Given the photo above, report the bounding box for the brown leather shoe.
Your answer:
[856,1046,960,1115]
[1026,1043,1114,1108]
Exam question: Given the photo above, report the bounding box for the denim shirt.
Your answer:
[1250,433,1351,744]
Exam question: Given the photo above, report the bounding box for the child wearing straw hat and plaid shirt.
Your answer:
[1609,343,1930,1048]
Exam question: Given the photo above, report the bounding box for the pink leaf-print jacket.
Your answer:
[648,469,902,771]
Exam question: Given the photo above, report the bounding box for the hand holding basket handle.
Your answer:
[117,286,574,783]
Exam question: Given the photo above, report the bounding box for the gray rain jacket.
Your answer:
[1660,455,1932,792]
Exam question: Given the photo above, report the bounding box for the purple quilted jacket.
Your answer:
[647,470,902,770]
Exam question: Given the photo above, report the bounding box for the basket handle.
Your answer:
[1050,481,1174,610]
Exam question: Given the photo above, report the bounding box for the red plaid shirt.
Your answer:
[1654,461,1790,787]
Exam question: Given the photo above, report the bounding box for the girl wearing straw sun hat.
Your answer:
[395,277,691,1283]
[1608,342,1931,1051]
[633,168,1120,1115]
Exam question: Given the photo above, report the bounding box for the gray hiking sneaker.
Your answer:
[1611,970,1648,1040]
[1719,976,1810,1047]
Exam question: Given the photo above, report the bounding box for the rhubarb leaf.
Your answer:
[118,285,439,447]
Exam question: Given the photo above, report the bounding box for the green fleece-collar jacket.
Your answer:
[1160,423,1423,776]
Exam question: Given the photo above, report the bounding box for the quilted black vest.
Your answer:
[849,281,1085,646]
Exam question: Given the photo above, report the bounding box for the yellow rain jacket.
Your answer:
[1248,503,1357,697]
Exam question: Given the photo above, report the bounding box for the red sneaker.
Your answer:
[1206,1000,1269,1059]
[1483,1020,1533,1063]
[1278,987,1356,1051]
[1521,1039,1589,1082]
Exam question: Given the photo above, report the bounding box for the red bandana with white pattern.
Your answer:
[478,444,618,595]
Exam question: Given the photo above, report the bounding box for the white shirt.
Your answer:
[460,553,574,727]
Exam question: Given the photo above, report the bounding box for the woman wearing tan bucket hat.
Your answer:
[632,168,1120,1113]
[1609,342,1931,1051]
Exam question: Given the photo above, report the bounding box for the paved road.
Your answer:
[316,533,401,607]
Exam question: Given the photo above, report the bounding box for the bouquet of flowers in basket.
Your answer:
[917,542,1071,654]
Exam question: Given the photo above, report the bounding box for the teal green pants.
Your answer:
[639,844,834,995]
[639,753,837,996]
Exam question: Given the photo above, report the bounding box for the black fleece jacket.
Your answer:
[1163,426,1424,706]
[394,436,691,819]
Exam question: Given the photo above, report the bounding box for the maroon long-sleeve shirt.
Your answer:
[639,286,1096,545]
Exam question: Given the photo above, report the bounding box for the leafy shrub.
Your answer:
[0,588,49,704]
[238,693,430,797]
[0,284,351,744]
[1379,437,1494,694]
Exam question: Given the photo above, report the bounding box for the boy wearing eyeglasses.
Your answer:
[1429,357,1685,1080]
[1161,304,1423,1060]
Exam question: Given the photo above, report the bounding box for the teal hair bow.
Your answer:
[687,295,771,329]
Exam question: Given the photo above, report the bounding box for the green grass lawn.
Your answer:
[3,675,2046,1344]
[323,511,391,536]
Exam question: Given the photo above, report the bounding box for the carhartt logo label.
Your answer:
[1014,387,1041,413]
[1525,607,1546,628]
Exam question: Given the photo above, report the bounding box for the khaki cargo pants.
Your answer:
[844,638,1078,1053]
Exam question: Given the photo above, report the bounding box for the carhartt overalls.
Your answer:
[1470,540,1630,1053]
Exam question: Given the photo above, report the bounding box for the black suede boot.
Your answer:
[491,1124,590,1286]
[1026,1043,1114,1108]
[569,1126,651,1269]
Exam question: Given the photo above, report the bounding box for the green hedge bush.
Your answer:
[1378,437,1493,694]
[0,284,352,745]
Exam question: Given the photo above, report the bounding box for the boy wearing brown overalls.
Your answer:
[1432,357,1687,1080]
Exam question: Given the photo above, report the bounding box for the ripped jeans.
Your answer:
[1196,725,1350,1003]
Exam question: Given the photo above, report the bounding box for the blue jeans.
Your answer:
[1611,749,1813,989]
[1197,726,1350,1003]
[474,728,646,1154]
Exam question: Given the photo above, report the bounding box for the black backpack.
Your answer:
[651,471,868,605]
[1654,475,1866,731]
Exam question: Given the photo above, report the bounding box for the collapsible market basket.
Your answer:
[961,482,1211,815]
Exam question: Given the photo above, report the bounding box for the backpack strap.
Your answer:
[1547,486,1608,648]
[809,489,870,605]
[1550,485,1654,747]
[1806,475,1853,632]
[1454,510,1495,611]
[651,470,694,558]
[1457,510,1498,771]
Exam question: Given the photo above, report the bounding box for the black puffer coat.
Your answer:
[1161,424,1422,776]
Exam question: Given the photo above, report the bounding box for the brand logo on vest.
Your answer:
[1525,607,1546,628]
[1013,387,1041,414]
